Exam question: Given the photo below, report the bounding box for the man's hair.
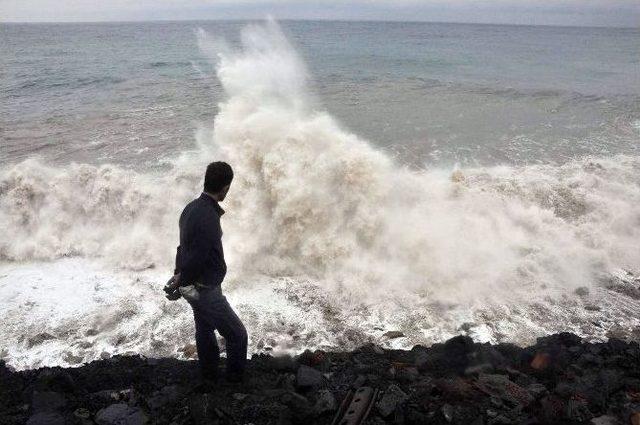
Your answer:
[204,161,234,194]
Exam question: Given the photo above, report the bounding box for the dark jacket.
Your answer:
[174,193,227,287]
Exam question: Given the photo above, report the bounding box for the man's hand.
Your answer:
[164,273,182,301]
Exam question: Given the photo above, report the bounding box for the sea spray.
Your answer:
[1,21,639,300]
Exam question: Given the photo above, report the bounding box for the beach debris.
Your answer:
[332,386,378,425]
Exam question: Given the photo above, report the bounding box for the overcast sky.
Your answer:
[1,0,639,27]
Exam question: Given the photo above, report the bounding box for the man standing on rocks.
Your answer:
[164,161,248,383]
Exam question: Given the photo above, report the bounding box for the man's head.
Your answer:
[204,161,233,201]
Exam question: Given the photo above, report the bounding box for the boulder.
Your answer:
[31,391,66,412]
[26,412,65,425]
[296,365,323,388]
[477,374,534,408]
[96,403,148,425]
[590,416,620,425]
[314,390,337,414]
[377,384,408,417]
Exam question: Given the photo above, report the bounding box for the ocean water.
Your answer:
[1,20,639,370]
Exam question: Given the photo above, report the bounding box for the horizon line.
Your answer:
[1,17,637,30]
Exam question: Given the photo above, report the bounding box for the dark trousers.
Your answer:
[185,286,248,377]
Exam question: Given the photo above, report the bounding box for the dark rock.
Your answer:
[280,391,313,422]
[526,383,548,399]
[376,384,408,417]
[189,394,225,425]
[31,391,66,412]
[590,415,619,425]
[414,352,430,370]
[383,331,405,339]
[35,369,75,392]
[353,374,367,388]
[270,355,297,372]
[63,351,84,365]
[444,335,475,354]
[0,331,636,425]
[441,403,454,422]
[477,374,534,408]
[313,390,336,414]
[575,286,590,296]
[540,395,565,422]
[296,365,323,389]
[566,397,593,422]
[537,332,582,348]
[434,377,483,402]
[26,412,65,425]
[27,333,56,348]
[74,408,91,419]
[146,385,183,412]
[394,366,420,383]
[464,363,494,376]
[180,343,197,359]
[96,403,148,425]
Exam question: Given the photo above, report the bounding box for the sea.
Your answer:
[1,19,639,370]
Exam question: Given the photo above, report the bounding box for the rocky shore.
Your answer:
[2,333,639,425]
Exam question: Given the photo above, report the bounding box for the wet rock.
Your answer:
[540,395,565,422]
[537,332,582,348]
[280,391,313,421]
[441,403,454,422]
[383,331,405,339]
[189,394,227,424]
[32,391,66,412]
[477,374,534,408]
[464,363,494,376]
[180,343,197,359]
[35,369,75,392]
[96,403,148,425]
[414,352,430,370]
[63,351,84,365]
[146,385,183,412]
[377,384,408,417]
[296,365,323,389]
[1,331,637,424]
[26,412,65,425]
[434,377,483,402]
[530,352,551,370]
[590,415,619,425]
[270,354,297,372]
[313,390,336,414]
[393,366,420,383]
[74,408,91,419]
[27,333,56,348]
[566,397,593,422]
[526,383,548,399]
[353,374,367,388]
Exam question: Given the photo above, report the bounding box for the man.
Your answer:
[164,161,248,383]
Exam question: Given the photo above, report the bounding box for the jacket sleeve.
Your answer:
[178,214,219,286]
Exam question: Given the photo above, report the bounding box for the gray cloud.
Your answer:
[1,0,638,27]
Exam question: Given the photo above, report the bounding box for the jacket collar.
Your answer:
[200,192,225,216]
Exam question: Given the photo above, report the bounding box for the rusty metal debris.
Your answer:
[331,386,379,425]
